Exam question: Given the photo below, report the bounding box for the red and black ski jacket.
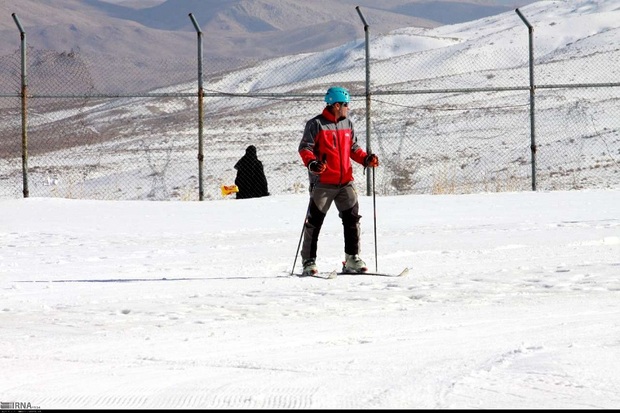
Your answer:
[298,108,368,186]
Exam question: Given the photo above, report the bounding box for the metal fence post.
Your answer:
[189,13,205,201]
[12,13,29,198]
[356,6,372,196]
[516,8,537,191]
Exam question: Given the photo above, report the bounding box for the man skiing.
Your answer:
[298,86,379,276]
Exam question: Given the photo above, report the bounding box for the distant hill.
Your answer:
[0,0,532,56]
[391,1,513,24]
[85,0,519,32]
[0,0,533,93]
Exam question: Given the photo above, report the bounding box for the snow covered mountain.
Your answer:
[0,0,534,83]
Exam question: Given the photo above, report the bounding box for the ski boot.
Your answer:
[302,258,318,276]
[342,254,368,273]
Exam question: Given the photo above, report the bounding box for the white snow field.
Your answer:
[1,188,619,409]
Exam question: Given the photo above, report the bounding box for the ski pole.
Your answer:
[372,166,378,272]
[291,186,314,275]
[291,156,325,275]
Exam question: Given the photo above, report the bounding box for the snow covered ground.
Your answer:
[1,188,619,409]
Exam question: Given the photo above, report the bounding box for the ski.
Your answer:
[293,268,408,279]
[293,268,409,280]
[337,268,409,277]
[293,270,337,279]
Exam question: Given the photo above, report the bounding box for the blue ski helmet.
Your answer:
[324,86,350,105]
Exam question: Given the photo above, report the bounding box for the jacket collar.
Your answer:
[322,107,344,123]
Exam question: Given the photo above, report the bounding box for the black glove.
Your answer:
[364,154,379,167]
[308,160,327,175]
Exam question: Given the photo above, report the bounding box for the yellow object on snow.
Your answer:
[221,184,239,196]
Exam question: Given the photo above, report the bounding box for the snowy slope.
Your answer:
[1,189,619,408]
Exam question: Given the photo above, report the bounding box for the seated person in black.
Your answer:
[234,145,270,199]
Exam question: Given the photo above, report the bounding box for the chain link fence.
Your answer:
[1,10,619,201]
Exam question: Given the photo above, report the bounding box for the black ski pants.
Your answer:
[300,182,361,261]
